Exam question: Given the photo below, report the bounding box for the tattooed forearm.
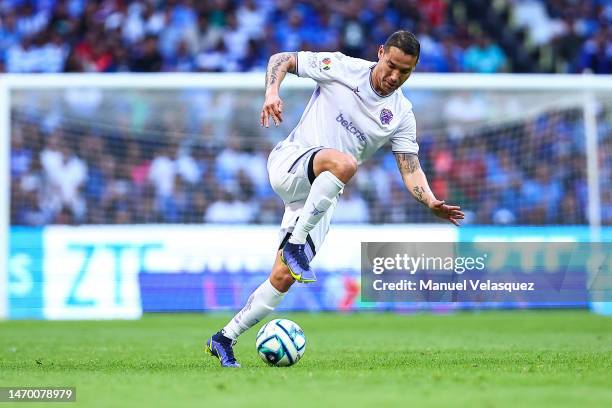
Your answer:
[395,153,434,207]
[265,52,296,91]
[395,153,420,175]
[412,186,428,205]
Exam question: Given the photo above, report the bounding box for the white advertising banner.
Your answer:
[39,224,456,319]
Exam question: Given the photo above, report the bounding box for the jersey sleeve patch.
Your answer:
[297,51,345,82]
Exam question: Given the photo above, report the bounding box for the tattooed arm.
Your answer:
[394,152,464,226]
[395,153,435,207]
[260,52,297,128]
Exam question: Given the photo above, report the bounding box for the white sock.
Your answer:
[222,279,285,340]
[289,171,344,244]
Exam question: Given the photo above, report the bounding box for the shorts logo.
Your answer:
[380,108,393,125]
[321,57,332,71]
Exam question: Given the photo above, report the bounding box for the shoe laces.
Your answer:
[219,336,237,363]
[289,243,310,270]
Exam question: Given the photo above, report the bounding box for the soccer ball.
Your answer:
[255,319,306,367]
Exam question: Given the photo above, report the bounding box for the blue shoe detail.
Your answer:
[205,331,241,368]
[281,242,316,283]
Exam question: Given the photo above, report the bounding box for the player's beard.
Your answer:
[382,78,396,93]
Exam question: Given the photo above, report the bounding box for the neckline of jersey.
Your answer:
[369,65,393,99]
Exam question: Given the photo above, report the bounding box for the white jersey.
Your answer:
[287,51,419,164]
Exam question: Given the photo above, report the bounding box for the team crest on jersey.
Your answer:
[321,57,332,71]
[380,108,393,125]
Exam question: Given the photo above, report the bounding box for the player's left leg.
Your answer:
[206,251,293,368]
[221,250,295,337]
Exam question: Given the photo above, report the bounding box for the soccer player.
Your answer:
[206,30,464,367]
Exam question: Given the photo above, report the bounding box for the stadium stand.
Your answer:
[0,0,609,74]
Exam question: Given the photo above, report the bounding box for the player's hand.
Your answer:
[261,92,284,128]
[429,199,465,226]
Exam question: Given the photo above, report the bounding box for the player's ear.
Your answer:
[378,45,385,60]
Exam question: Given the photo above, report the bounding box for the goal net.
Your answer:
[5,74,611,229]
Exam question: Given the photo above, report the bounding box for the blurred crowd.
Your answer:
[0,0,610,74]
[9,86,612,226]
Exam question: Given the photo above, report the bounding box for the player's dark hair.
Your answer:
[384,31,420,61]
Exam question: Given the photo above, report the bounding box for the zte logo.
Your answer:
[336,113,366,143]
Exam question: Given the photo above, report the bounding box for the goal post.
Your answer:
[1,72,611,319]
[0,77,9,320]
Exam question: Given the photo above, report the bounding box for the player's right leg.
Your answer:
[283,148,357,279]
[205,251,294,367]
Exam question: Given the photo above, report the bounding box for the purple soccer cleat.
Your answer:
[281,242,317,283]
[205,331,240,368]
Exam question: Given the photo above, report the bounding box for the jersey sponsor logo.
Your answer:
[380,108,393,125]
[336,113,366,143]
[321,57,332,71]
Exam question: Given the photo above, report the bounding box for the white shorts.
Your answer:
[267,141,338,259]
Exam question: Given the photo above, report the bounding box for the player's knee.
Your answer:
[331,153,358,181]
[345,156,358,176]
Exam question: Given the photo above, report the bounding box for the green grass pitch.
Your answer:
[1,311,611,407]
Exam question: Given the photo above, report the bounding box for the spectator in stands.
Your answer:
[512,0,565,46]
[238,38,266,71]
[0,11,20,66]
[15,2,49,39]
[223,12,250,62]
[148,142,178,216]
[275,9,307,52]
[164,39,196,71]
[196,37,236,71]
[488,150,522,223]
[521,164,562,223]
[124,140,150,189]
[443,91,488,140]
[552,17,584,72]
[205,187,256,223]
[557,193,582,224]
[40,132,87,223]
[451,142,486,208]
[188,189,209,223]
[133,184,160,223]
[10,125,32,179]
[437,35,464,72]
[332,185,370,224]
[428,136,453,199]
[108,43,132,72]
[6,35,34,72]
[462,34,508,73]
[194,10,224,53]
[163,175,190,223]
[131,34,162,72]
[578,27,611,73]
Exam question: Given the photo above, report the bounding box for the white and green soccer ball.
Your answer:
[255,319,306,367]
